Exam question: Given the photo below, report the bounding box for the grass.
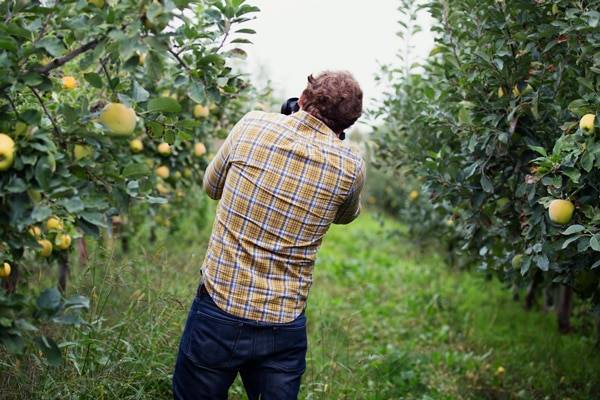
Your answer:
[1,208,599,399]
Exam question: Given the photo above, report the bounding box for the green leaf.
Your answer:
[561,236,580,249]
[534,254,550,272]
[562,168,580,183]
[122,163,150,178]
[1,335,24,354]
[80,211,107,228]
[561,225,585,235]
[83,72,103,89]
[567,99,589,117]
[480,174,494,193]
[36,288,61,312]
[31,206,52,222]
[34,336,62,367]
[61,197,85,213]
[230,38,252,44]
[147,97,182,113]
[527,145,547,156]
[20,109,42,125]
[36,36,65,57]
[147,196,168,204]
[14,319,38,332]
[591,235,600,252]
[235,4,260,16]
[132,81,150,102]
[145,120,164,137]
[64,295,90,310]
[0,35,18,51]
[189,81,206,104]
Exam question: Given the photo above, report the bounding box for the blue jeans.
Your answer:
[172,287,307,399]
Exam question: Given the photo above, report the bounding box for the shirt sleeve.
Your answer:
[333,159,366,225]
[202,115,246,200]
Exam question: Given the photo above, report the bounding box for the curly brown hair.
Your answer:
[300,71,363,133]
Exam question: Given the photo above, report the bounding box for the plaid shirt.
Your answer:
[201,110,365,323]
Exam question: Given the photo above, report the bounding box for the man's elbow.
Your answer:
[333,208,361,225]
[202,179,221,200]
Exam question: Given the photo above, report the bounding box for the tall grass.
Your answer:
[1,208,599,399]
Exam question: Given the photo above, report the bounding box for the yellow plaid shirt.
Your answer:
[201,110,365,323]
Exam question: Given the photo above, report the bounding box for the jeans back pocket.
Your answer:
[270,325,308,373]
[183,310,242,368]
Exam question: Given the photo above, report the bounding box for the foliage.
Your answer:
[373,0,600,323]
[0,0,258,363]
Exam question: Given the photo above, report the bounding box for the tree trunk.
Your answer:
[511,283,519,302]
[524,276,540,310]
[596,319,600,350]
[77,236,88,266]
[2,262,18,294]
[543,284,555,312]
[58,254,69,293]
[556,285,572,334]
[121,236,129,253]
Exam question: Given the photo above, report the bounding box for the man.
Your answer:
[173,71,365,400]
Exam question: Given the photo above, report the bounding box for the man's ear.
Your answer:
[298,95,305,108]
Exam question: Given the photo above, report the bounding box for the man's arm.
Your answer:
[202,115,246,200]
[333,160,366,225]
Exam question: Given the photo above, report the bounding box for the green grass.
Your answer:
[1,209,599,399]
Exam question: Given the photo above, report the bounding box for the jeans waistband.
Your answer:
[195,284,306,329]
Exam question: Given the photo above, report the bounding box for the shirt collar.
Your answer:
[289,110,338,142]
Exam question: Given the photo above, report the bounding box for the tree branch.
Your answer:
[4,93,19,119]
[215,20,231,53]
[35,38,103,75]
[167,48,190,71]
[28,86,61,136]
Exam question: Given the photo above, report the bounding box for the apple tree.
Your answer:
[373,0,600,339]
[0,0,259,362]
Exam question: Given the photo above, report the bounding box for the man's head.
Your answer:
[299,71,363,135]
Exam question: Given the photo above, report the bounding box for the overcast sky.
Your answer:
[241,0,435,119]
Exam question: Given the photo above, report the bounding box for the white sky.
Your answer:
[241,0,436,119]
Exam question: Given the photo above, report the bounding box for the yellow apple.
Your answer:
[28,226,42,238]
[62,76,77,90]
[37,239,53,257]
[0,133,16,171]
[156,165,170,179]
[156,182,171,194]
[193,104,210,119]
[409,190,419,201]
[511,254,523,269]
[73,144,93,160]
[193,142,206,157]
[99,103,137,136]
[46,217,63,231]
[130,138,144,153]
[495,366,506,379]
[512,82,533,97]
[548,199,574,225]
[0,262,11,278]
[157,142,171,156]
[55,233,72,250]
[579,114,595,135]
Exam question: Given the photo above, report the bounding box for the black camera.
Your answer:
[281,97,300,115]
[280,97,345,140]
